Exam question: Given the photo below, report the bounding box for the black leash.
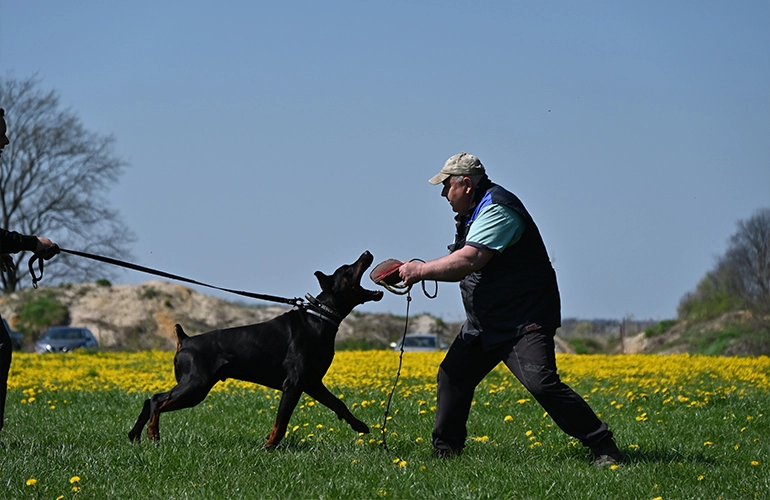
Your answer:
[27,246,305,307]
[380,290,412,453]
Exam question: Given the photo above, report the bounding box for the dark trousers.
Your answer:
[433,330,613,452]
[0,317,11,434]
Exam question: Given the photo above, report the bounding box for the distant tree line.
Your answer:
[679,208,770,320]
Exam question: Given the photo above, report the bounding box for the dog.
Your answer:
[128,250,384,448]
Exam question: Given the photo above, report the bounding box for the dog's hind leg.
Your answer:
[264,386,303,449]
[145,382,213,441]
[305,383,370,434]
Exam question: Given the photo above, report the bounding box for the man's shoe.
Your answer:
[591,437,624,467]
[432,447,462,459]
[592,452,623,467]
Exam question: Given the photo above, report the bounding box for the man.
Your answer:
[398,152,622,466]
[0,107,58,436]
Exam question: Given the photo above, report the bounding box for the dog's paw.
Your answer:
[351,420,370,434]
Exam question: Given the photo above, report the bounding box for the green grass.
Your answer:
[644,320,677,338]
[674,324,767,356]
[566,337,604,354]
[1,375,768,499]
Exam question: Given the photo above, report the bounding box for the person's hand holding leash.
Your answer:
[398,261,424,287]
[35,237,58,255]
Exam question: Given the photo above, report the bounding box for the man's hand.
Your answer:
[35,237,57,253]
[398,261,425,286]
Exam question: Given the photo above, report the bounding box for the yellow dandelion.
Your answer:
[25,478,37,486]
[751,461,759,466]
[415,437,423,443]
[610,464,619,470]
[70,476,81,483]
[72,486,81,492]
[398,460,407,468]
[703,441,714,446]
[697,475,705,481]
[504,415,513,422]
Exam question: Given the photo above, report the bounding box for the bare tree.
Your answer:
[679,208,770,319]
[722,208,770,312]
[0,75,134,292]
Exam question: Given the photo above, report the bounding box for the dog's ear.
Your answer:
[314,271,335,292]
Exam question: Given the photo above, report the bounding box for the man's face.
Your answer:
[441,176,474,215]
[0,115,9,156]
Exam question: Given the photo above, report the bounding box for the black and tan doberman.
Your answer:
[128,251,383,448]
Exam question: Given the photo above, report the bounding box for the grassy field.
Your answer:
[1,351,768,499]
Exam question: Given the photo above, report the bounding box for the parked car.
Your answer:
[390,333,448,352]
[2,318,24,350]
[34,326,98,354]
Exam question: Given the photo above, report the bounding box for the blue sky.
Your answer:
[1,1,768,322]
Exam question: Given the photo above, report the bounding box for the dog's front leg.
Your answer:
[264,386,303,449]
[128,399,152,442]
[305,383,370,434]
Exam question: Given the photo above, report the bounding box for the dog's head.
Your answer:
[314,251,384,314]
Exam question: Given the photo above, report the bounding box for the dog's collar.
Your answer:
[303,293,344,326]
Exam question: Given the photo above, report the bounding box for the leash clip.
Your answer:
[27,244,60,289]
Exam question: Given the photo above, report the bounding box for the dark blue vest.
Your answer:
[452,183,561,348]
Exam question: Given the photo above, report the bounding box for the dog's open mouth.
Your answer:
[355,251,384,302]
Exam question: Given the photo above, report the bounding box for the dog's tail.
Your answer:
[174,324,189,352]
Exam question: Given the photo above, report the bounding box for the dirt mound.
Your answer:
[626,310,769,355]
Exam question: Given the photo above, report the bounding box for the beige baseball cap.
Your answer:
[428,152,485,185]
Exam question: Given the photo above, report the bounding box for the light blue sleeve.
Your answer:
[465,204,525,252]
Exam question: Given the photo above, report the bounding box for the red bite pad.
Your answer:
[369,259,404,286]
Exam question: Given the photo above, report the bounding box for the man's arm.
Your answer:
[398,244,496,286]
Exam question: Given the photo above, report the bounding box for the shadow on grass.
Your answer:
[622,445,717,466]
